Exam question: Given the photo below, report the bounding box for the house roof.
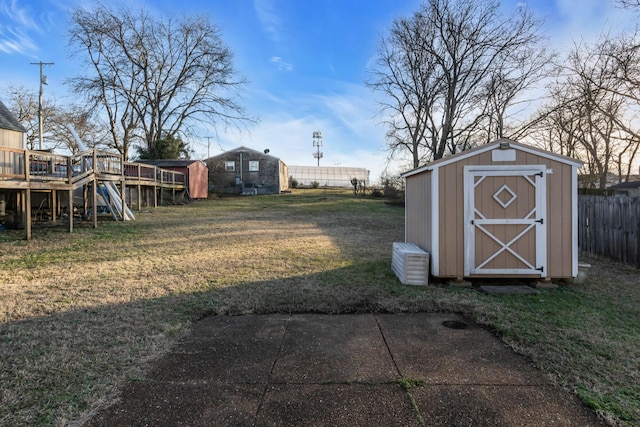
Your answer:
[206,145,281,162]
[608,180,640,189]
[401,138,584,178]
[137,159,205,168]
[0,99,26,133]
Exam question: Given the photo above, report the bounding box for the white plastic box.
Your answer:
[392,242,430,285]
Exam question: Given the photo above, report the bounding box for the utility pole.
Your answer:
[204,136,214,159]
[30,61,54,150]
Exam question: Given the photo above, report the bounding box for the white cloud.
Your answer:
[0,0,38,54]
[550,0,635,46]
[269,56,293,71]
[253,0,282,43]
[1,0,37,29]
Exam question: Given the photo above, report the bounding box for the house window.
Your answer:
[225,161,235,171]
[249,161,259,171]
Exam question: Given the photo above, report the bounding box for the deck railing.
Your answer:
[0,147,184,187]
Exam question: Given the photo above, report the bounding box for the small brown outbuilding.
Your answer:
[402,138,583,281]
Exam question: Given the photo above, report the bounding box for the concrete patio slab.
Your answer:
[84,314,605,427]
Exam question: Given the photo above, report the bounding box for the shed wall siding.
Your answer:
[0,129,23,149]
[406,171,432,253]
[0,129,24,177]
[433,148,574,278]
[188,162,209,198]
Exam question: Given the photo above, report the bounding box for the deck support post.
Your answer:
[92,180,98,229]
[68,188,73,233]
[24,189,32,240]
[51,190,57,222]
[153,186,157,208]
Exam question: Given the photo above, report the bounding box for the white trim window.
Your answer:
[225,161,235,172]
[249,161,259,171]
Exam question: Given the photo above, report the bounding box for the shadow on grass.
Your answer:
[0,260,490,427]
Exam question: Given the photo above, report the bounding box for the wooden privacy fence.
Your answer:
[578,195,640,267]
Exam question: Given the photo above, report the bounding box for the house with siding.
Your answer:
[206,146,288,194]
[1,99,27,224]
[0,98,26,162]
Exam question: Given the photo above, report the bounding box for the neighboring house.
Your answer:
[0,100,26,226]
[402,138,583,281]
[608,180,640,197]
[137,159,209,199]
[0,99,27,177]
[288,165,370,188]
[206,146,288,195]
[0,99,26,148]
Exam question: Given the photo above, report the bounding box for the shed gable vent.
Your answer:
[392,242,430,285]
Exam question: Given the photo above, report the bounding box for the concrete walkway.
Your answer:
[86,313,604,426]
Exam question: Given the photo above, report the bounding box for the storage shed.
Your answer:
[138,159,209,199]
[402,139,583,281]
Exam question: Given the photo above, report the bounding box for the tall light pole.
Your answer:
[30,61,54,150]
[312,130,323,167]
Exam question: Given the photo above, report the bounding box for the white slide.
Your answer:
[103,182,135,220]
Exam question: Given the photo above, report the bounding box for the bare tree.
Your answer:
[479,42,553,143]
[613,0,640,8]
[3,85,55,150]
[68,4,248,160]
[530,40,640,188]
[368,0,547,167]
[48,105,109,155]
[3,85,108,154]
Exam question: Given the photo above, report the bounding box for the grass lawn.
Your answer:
[0,190,638,426]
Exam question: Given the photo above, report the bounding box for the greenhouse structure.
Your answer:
[288,165,369,188]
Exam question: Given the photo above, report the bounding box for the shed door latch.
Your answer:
[535,218,544,224]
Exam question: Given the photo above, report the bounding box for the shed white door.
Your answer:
[463,166,547,276]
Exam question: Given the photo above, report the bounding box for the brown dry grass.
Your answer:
[0,191,638,426]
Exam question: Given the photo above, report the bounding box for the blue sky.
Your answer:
[0,0,635,180]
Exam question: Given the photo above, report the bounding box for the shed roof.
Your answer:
[402,138,583,178]
[0,99,26,133]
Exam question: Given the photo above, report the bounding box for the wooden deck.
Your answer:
[0,147,186,239]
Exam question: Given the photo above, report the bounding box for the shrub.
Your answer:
[370,187,384,197]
